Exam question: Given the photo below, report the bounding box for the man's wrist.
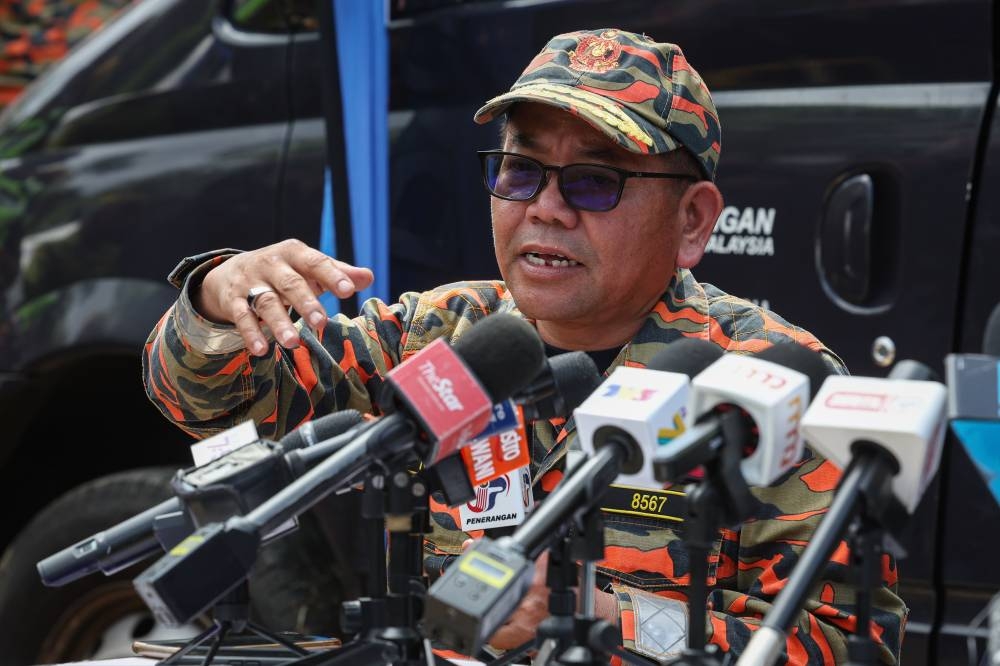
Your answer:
[167,248,243,288]
[174,257,255,355]
[190,262,230,324]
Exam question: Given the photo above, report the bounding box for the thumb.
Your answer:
[461,538,475,552]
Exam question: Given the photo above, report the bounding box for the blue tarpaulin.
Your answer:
[319,0,389,313]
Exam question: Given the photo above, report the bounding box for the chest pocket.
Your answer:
[597,512,724,592]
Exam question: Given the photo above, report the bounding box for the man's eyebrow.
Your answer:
[578,145,619,162]
[506,130,536,149]
[507,131,620,162]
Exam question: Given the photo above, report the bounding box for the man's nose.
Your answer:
[527,171,579,228]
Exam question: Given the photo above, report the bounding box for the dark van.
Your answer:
[0,0,997,663]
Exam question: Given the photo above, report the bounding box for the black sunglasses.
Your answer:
[478,150,698,212]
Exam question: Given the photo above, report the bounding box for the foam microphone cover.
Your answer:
[889,359,938,382]
[452,313,546,403]
[646,337,725,376]
[754,342,832,400]
[279,409,365,451]
[536,351,603,419]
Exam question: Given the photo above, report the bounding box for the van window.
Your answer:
[228,0,318,33]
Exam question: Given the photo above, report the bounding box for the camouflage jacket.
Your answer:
[143,263,908,664]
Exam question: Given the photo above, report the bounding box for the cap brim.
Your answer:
[474,82,681,155]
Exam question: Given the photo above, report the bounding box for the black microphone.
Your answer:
[132,313,547,628]
[517,351,604,421]
[428,350,603,506]
[36,409,365,588]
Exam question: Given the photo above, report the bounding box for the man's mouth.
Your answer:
[523,252,580,267]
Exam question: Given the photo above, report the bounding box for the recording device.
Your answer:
[645,342,831,662]
[133,313,546,628]
[431,351,602,506]
[36,409,365,587]
[945,351,1000,508]
[652,342,830,488]
[946,304,1000,509]
[737,359,947,666]
[459,402,530,487]
[800,359,946,514]
[425,398,530,507]
[380,315,544,467]
[420,338,721,656]
[575,340,723,489]
[461,351,602,486]
[171,413,373,535]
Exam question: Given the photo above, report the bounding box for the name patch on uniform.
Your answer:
[600,485,687,522]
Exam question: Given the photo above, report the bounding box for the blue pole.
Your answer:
[319,0,389,314]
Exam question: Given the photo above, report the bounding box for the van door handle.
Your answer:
[818,173,874,305]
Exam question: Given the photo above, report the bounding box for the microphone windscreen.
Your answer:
[646,337,724,377]
[888,359,939,382]
[453,313,546,403]
[548,351,602,415]
[279,409,364,450]
[984,301,1000,356]
[755,343,831,401]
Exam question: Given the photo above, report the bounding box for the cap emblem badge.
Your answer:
[568,34,622,74]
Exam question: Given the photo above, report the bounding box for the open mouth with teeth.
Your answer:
[523,252,580,267]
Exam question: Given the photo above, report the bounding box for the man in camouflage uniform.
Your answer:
[143,29,907,664]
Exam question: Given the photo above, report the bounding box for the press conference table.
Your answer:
[53,658,484,666]
[52,657,159,666]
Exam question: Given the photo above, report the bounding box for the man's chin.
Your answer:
[508,291,591,325]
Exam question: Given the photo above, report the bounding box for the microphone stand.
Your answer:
[287,458,456,666]
[656,410,760,665]
[486,506,655,666]
[736,441,899,666]
[844,512,885,666]
[151,508,309,665]
[159,580,310,665]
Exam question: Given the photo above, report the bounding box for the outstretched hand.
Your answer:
[193,239,374,355]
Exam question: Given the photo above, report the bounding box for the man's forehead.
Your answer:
[505,103,626,158]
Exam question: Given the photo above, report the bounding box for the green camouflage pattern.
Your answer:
[143,267,906,664]
[474,29,722,181]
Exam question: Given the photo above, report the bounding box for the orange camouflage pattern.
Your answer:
[475,29,722,181]
[143,265,907,664]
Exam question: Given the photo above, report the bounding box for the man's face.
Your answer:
[491,103,687,346]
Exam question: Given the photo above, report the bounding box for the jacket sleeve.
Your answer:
[141,259,423,440]
[612,449,908,665]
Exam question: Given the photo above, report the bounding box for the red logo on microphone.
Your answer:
[386,338,493,463]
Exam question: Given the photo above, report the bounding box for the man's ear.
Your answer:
[675,181,724,269]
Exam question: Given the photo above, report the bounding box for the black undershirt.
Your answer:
[543,342,621,374]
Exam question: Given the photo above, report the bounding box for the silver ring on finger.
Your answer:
[246,285,276,316]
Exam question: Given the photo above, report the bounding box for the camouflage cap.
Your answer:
[474,29,721,181]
